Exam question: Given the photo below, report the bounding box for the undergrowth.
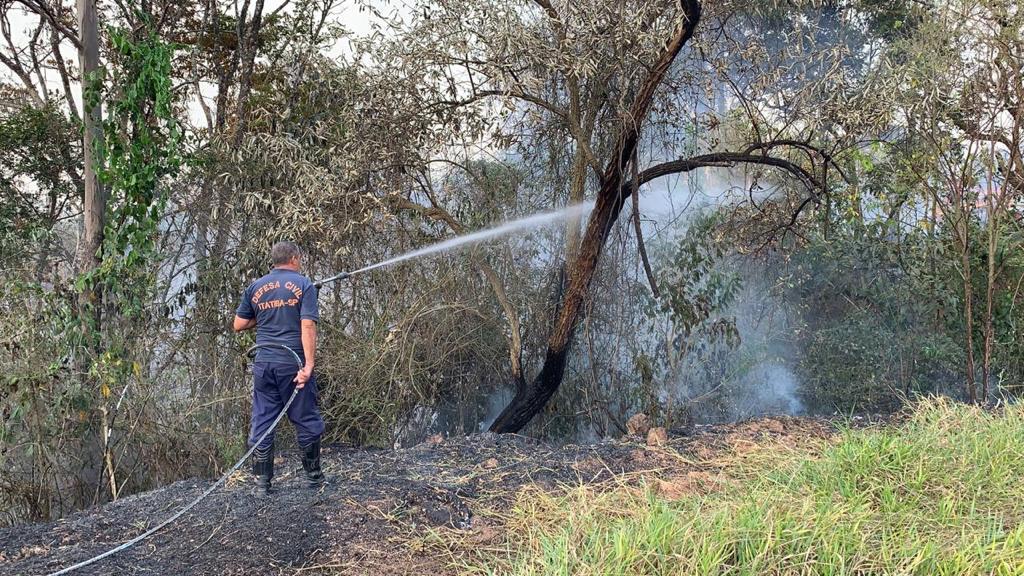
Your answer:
[462,398,1024,575]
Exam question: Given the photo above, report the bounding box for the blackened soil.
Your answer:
[0,416,833,576]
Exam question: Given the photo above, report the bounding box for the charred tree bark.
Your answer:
[489,0,702,433]
[486,147,822,431]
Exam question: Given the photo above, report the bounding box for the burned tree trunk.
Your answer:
[489,0,702,433]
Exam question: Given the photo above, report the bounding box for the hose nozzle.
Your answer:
[314,270,351,288]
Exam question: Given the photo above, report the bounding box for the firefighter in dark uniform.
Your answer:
[233,240,325,493]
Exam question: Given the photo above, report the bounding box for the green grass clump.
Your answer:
[469,398,1024,575]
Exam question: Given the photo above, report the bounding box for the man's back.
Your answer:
[233,241,325,493]
[237,268,319,364]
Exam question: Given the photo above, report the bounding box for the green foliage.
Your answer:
[70,19,183,399]
[631,212,742,423]
[471,399,1024,575]
[651,212,742,347]
[0,105,81,269]
[1,17,185,525]
[0,279,89,521]
[786,225,963,412]
[857,0,924,41]
[6,0,1024,531]
[86,21,182,319]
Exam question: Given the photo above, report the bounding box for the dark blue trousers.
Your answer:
[249,362,325,449]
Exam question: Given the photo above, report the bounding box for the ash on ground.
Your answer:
[0,416,833,576]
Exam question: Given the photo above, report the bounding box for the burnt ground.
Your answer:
[0,416,838,576]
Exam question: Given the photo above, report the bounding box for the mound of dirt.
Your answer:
[0,416,833,575]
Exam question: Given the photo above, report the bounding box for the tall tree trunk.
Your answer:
[982,141,999,402]
[983,219,994,402]
[77,0,117,501]
[564,134,591,266]
[978,183,995,403]
[490,0,702,433]
[77,0,103,300]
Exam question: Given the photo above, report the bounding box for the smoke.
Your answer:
[648,261,806,426]
[479,387,514,432]
[736,362,804,417]
[641,168,807,424]
[723,278,805,420]
[411,167,807,442]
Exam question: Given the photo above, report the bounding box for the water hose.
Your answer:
[47,343,304,576]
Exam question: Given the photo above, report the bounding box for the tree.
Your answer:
[368,0,837,432]
[882,0,1024,402]
[488,1,704,431]
[76,0,102,324]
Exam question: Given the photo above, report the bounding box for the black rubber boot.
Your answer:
[252,443,274,495]
[301,439,325,488]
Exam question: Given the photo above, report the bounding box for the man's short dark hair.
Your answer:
[271,241,302,265]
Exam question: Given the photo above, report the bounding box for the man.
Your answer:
[234,241,325,494]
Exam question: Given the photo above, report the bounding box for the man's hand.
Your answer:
[294,365,313,389]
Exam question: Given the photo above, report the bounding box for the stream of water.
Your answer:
[344,201,595,277]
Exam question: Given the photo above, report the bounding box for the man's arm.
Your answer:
[295,280,319,387]
[233,315,257,332]
[235,285,256,332]
[301,319,317,368]
[294,319,317,387]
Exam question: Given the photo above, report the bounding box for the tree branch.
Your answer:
[50,24,80,124]
[631,148,659,298]
[626,151,822,198]
[14,0,81,49]
[442,87,606,175]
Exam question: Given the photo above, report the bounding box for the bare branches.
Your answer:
[14,0,80,49]
[391,191,527,386]
[530,0,561,24]
[232,0,266,144]
[0,9,45,105]
[49,24,79,123]
[440,87,606,176]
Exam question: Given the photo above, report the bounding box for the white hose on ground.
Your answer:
[47,344,303,576]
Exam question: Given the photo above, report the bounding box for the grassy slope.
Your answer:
[467,399,1024,576]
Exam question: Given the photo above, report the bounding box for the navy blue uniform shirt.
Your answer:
[236,268,319,364]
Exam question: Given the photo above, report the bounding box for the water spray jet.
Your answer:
[314,201,595,288]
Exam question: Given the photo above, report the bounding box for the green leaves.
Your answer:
[652,212,741,346]
[79,20,182,323]
[0,105,81,268]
